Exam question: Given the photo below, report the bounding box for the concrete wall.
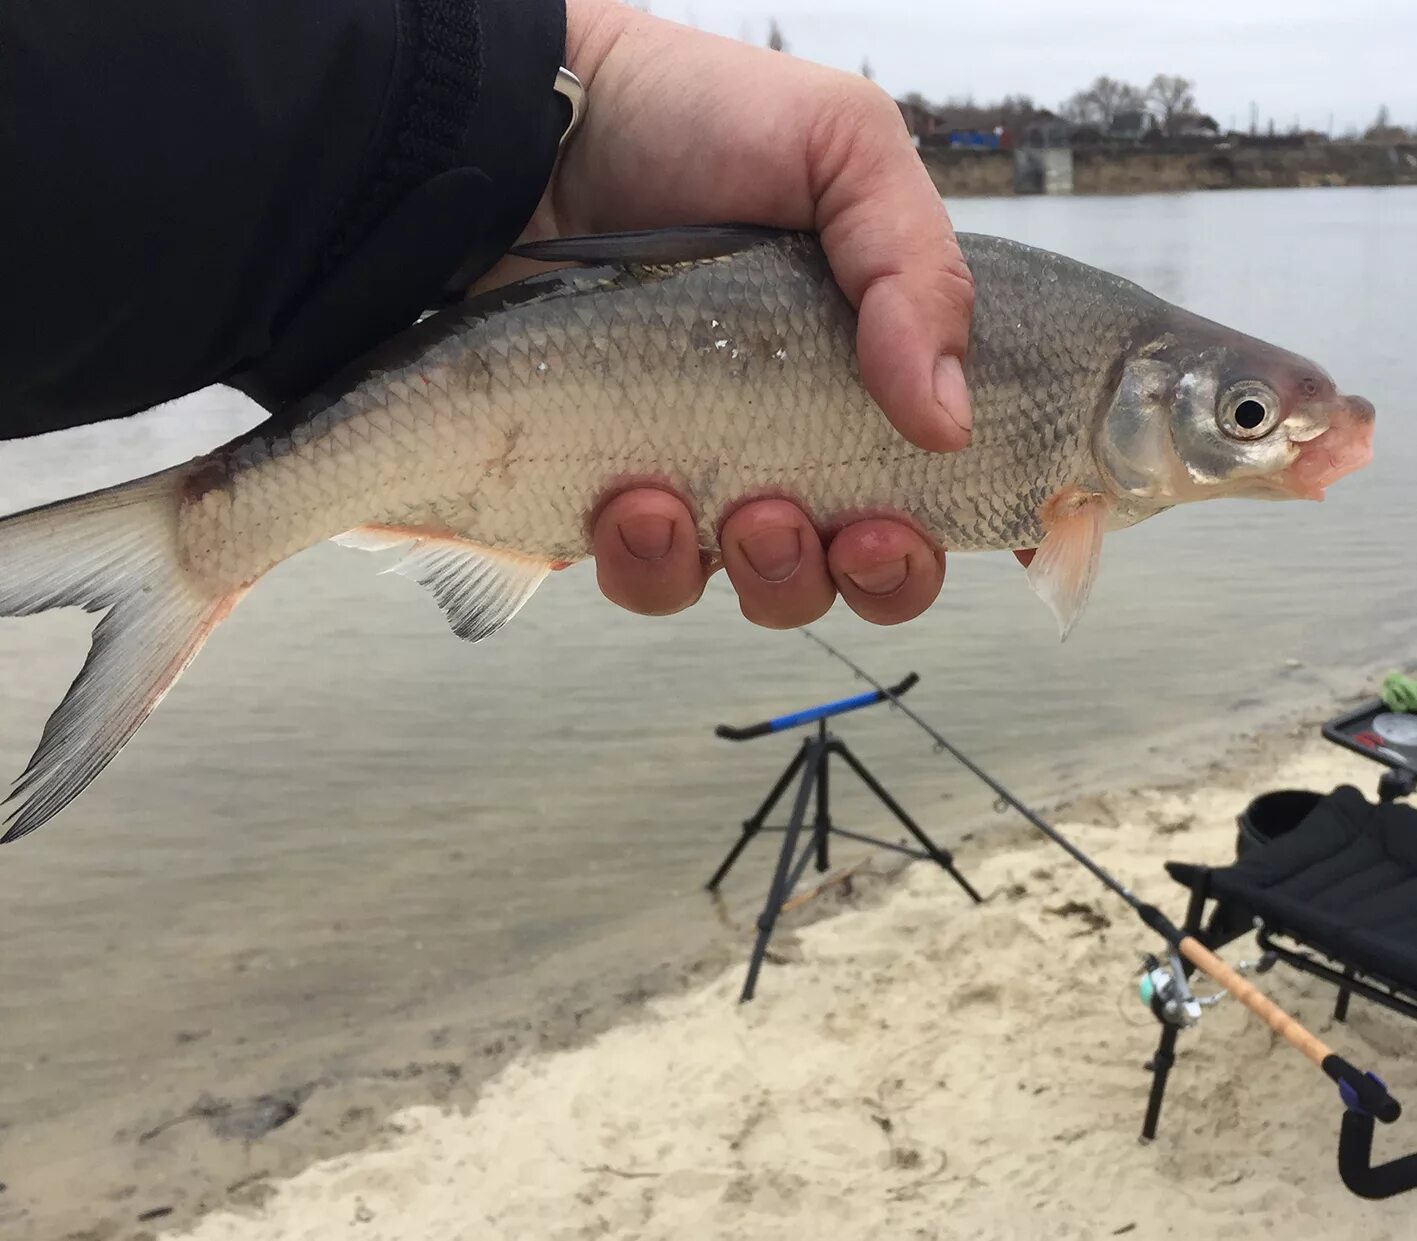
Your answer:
[1014,149,1074,194]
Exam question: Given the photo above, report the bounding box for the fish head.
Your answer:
[1097,324,1374,507]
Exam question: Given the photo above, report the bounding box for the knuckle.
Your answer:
[834,83,907,153]
[932,247,976,325]
[844,78,908,130]
[809,79,909,176]
[945,253,976,304]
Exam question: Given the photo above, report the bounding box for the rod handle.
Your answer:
[1179,936,1400,1124]
[1179,936,1330,1063]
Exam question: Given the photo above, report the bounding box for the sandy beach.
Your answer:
[150,723,1414,1241]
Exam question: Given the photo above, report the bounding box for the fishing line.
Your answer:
[795,624,1143,906]
[791,618,1400,1126]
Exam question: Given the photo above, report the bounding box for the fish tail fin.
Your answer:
[0,467,247,843]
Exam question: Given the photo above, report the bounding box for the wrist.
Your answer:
[564,0,636,89]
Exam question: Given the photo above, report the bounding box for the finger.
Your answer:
[809,86,975,453]
[592,489,705,616]
[827,518,944,625]
[720,499,836,629]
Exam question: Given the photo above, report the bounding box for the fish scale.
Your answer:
[193,235,1111,587]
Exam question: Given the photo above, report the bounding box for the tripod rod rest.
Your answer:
[715,673,919,742]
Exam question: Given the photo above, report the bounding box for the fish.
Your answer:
[0,226,1375,842]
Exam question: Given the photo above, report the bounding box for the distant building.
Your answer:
[944,128,1004,151]
[1108,110,1159,142]
[897,98,943,143]
[1019,108,1072,149]
[908,103,1073,152]
[1171,113,1222,140]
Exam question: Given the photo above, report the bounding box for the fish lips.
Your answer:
[1277,394,1376,500]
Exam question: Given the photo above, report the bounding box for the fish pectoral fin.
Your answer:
[510,225,789,267]
[334,526,549,643]
[1025,493,1109,642]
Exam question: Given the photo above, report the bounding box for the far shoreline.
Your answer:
[923,140,1417,197]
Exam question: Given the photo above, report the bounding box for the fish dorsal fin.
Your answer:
[334,526,549,643]
[511,225,791,268]
[1025,493,1109,641]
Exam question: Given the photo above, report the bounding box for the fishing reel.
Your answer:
[1139,951,1203,1028]
[1139,946,1278,1028]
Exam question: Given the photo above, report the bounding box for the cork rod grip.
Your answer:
[1178,935,1332,1066]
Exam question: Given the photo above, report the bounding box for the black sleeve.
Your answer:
[0,0,568,441]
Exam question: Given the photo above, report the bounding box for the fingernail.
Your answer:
[740,527,802,583]
[933,354,973,443]
[618,515,674,560]
[846,557,909,597]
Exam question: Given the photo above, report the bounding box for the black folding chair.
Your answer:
[1141,784,1417,1199]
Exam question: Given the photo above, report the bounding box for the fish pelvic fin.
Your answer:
[0,467,250,843]
[1025,490,1108,642]
[333,525,549,643]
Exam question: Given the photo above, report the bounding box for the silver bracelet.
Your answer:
[554,67,587,151]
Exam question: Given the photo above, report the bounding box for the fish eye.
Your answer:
[1235,399,1266,429]
[1218,382,1281,441]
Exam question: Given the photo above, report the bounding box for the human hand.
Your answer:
[489,1,988,627]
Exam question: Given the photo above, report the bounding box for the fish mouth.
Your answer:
[1277,395,1375,500]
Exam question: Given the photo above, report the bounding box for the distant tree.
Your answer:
[1062,76,1147,130]
[860,58,874,81]
[998,93,1037,127]
[1363,103,1407,141]
[1147,74,1197,134]
[767,19,787,52]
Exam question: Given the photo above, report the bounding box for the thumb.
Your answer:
[809,88,975,452]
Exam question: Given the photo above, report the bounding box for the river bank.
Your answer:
[169,720,1413,1241]
[925,140,1417,196]
[2,692,1409,1240]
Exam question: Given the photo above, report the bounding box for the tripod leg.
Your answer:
[741,739,824,1003]
[814,722,831,874]
[1335,966,1354,1023]
[830,741,983,904]
[706,740,810,891]
[1141,1023,1180,1141]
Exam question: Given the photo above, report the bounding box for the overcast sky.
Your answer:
[642,0,1414,135]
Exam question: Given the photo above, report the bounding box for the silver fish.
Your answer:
[0,227,1375,840]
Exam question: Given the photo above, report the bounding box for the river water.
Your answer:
[1,187,1413,1181]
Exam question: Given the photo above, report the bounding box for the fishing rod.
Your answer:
[795,624,1401,1128]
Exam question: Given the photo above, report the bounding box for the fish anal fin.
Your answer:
[331,525,424,553]
[335,525,550,643]
[1025,491,1109,642]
